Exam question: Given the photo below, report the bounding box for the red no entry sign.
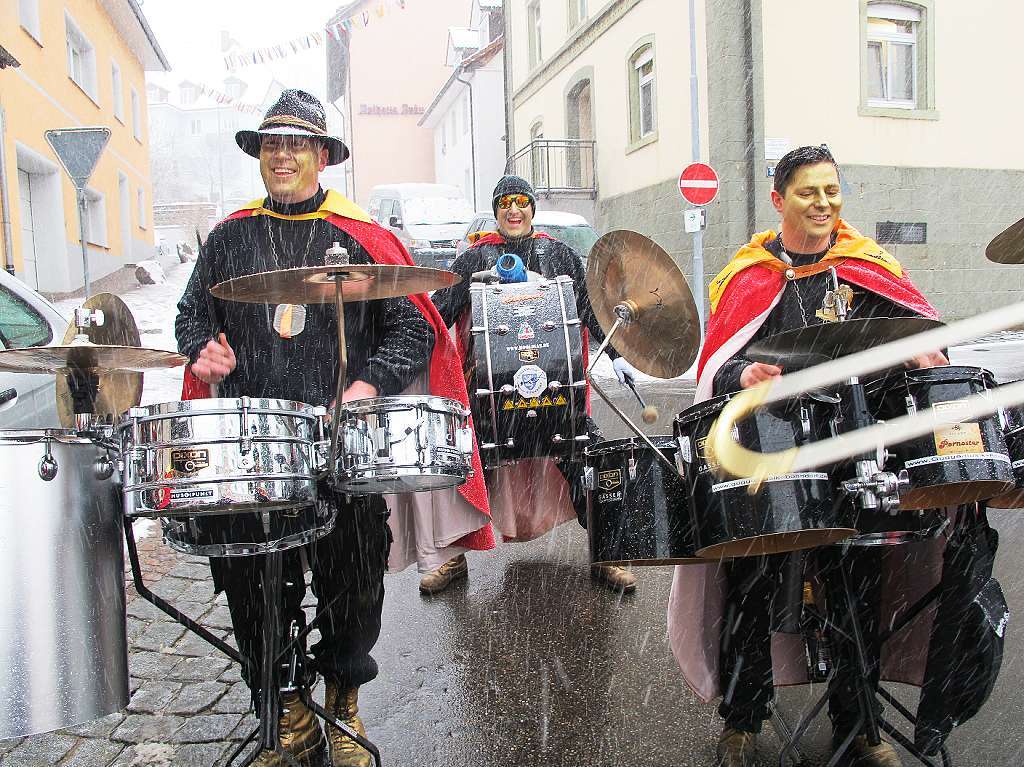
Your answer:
[678,162,719,206]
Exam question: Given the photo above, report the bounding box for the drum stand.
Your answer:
[123,516,382,767]
[775,550,952,767]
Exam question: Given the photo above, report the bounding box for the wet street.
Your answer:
[5,260,1024,765]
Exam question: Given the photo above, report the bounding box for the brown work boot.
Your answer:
[418,554,468,594]
[590,563,637,592]
[251,691,327,766]
[842,735,903,767]
[716,725,756,767]
[325,681,372,767]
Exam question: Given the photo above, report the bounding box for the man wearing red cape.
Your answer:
[176,89,492,766]
[667,146,949,767]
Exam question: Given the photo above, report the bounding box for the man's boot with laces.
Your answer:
[590,563,637,592]
[325,680,373,767]
[418,554,468,594]
[838,734,903,767]
[716,725,756,767]
[251,691,327,766]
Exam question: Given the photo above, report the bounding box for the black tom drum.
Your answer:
[675,394,855,558]
[584,436,704,566]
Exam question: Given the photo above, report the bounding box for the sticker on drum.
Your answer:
[711,471,830,493]
[513,364,547,398]
[171,448,210,474]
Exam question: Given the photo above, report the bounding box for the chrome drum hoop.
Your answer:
[161,505,337,558]
[119,397,325,518]
[0,430,127,740]
[333,395,474,494]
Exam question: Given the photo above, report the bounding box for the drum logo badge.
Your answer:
[514,364,548,398]
[517,322,535,340]
[597,470,622,491]
[171,448,210,474]
[519,348,540,363]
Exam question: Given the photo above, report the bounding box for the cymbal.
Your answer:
[986,216,1024,264]
[56,293,144,427]
[586,230,700,378]
[746,317,945,367]
[0,344,186,374]
[210,264,461,304]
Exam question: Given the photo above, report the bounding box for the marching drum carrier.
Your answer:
[467,275,590,467]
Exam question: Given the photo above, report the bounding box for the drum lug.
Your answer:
[628,457,637,481]
[548,381,562,391]
[551,434,564,444]
[676,435,692,464]
[38,452,58,482]
[500,384,515,395]
[542,320,556,332]
[904,395,916,414]
[581,466,595,490]
[800,405,812,441]
[526,409,538,418]
[95,453,115,481]
[495,324,510,335]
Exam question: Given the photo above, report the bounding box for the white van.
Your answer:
[367,183,474,267]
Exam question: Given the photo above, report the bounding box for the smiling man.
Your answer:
[175,89,494,767]
[669,145,946,767]
[426,175,640,595]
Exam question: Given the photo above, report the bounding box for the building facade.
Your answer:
[1,0,168,295]
[504,0,1024,320]
[327,0,470,207]
[420,1,507,211]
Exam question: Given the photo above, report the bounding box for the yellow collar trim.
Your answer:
[708,220,903,314]
[237,189,373,223]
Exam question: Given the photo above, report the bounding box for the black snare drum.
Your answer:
[584,437,704,566]
[675,395,855,558]
[988,394,1024,509]
[867,366,1013,510]
[467,277,589,468]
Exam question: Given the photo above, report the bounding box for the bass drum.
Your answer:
[867,366,1012,509]
[584,437,704,566]
[675,394,855,558]
[467,276,589,468]
[0,431,127,740]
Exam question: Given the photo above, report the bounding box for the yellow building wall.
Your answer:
[1,0,156,288]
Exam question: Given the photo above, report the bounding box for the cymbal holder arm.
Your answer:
[71,307,104,343]
[586,314,679,477]
[329,277,348,472]
[837,377,904,512]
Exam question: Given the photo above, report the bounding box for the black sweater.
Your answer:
[175,188,433,406]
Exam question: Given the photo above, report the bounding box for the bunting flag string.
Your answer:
[224,0,411,71]
[194,83,266,115]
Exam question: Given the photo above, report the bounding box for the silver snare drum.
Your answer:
[119,397,325,518]
[335,395,474,493]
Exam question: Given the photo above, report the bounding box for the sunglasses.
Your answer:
[497,194,532,210]
[260,135,320,153]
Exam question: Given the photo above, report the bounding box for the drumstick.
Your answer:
[199,229,221,398]
[625,379,659,424]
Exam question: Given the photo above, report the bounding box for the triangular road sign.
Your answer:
[45,127,111,190]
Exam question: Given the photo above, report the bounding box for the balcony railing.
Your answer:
[506,139,597,197]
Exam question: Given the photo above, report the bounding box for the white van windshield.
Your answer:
[403,197,475,225]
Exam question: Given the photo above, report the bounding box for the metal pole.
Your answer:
[76,188,91,298]
[688,0,705,334]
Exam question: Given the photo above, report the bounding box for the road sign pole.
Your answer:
[688,0,705,335]
[693,223,704,331]
[75,188,91,298]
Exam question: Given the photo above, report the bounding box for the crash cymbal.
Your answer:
[586,230,700,378]
[0,344,186,374]
[210,264,461,304]
[986,215,1024,264]
[746,317,945,367]
[56,293,143,427]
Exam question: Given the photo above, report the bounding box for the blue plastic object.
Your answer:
[496,253,527,283]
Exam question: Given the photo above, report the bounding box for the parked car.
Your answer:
[0,269,70,429]
[367,183,475,268]
[455,210,600,261]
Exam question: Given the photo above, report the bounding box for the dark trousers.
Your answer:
[718,548,884,735]
[212,492,391,705]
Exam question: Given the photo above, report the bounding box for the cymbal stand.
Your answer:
[585,305,678,475]
[774,545,952,767]
[327,243,350,477]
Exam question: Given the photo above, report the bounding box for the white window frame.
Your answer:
[527,1,542,70]
[131,87,142,141]
[866,3,920,109]
[180,84,199,105]
[111,60,124,123]
[65,12,98,102]
[136,187,146,230]
[19,0,42,44]
[568,0,588,31]
[635,48,656,138]
[190,118,202,136]
[84,188,108,248]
